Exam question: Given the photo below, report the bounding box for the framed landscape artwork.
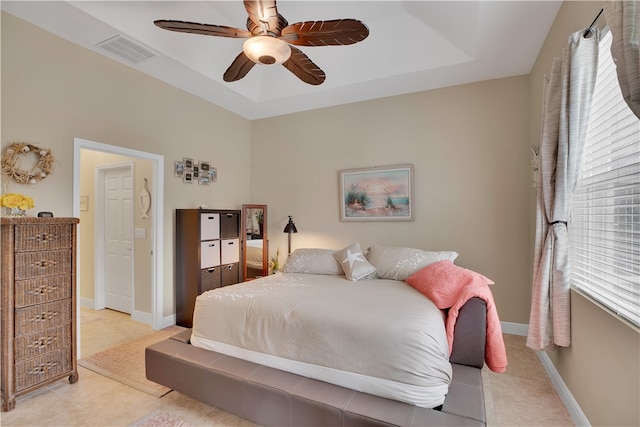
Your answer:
[339,164,414,221]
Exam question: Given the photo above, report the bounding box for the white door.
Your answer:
[104,166,134,313]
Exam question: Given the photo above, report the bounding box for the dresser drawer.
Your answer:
[14,250,72,280]
[15,324,71,361]
[14,224,73,252]
[15,276,71,308]
[15,300,71,336]
[14,349,71,392]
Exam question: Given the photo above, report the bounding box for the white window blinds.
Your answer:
[570,30,640,327]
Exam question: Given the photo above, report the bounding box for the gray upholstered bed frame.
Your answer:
[146,297,487,426]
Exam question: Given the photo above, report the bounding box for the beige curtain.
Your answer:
[604,0,640,118]
[527,29,600,351]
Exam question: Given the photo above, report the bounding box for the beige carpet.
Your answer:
[79,325,186,397]
[129,410,192,427]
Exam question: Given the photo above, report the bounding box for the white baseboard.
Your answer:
[131,309,152,326]
[536,351,591,427]
[162,314,176,329]
[79,301,174,329]
[501,321,528,336]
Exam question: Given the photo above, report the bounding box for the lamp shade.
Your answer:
[283,216,297,234]
[243,36,291,65]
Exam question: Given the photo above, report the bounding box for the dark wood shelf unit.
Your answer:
[175,209,241,327]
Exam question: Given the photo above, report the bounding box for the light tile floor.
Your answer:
[1,308,574,426]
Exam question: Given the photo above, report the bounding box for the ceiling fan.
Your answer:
[154,0,369,85]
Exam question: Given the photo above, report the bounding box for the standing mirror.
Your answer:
[242,204,268,280]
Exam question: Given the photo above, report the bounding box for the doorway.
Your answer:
[72,138,165,351]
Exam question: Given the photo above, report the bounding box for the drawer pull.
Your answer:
[31,310,60,323]
[29,336,58,349]
[226,265,233,270]
[32,259,60,269]
[207,268,217,273]
[28,362,58,376]
[28,284,59,296]
[208,243,216,247]
[26,233,61,242]
[227,241,235,245]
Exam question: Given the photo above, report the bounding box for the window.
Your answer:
[569,30,640,327]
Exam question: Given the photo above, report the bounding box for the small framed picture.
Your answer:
[183,157,194,170]
[183,171,194,183]
[209,168,217,182]
[200,161,210,172]
[193,165,199,178]
[199,174,210,185]
[174,160,184,177]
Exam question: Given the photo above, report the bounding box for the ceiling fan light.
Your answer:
[243,36,291,65]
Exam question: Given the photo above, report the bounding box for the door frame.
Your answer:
[94,162,134,313]
[73,137,165,330]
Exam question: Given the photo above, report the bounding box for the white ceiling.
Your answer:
[2,1,562,120]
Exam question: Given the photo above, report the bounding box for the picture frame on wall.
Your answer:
[193,165,199,178]
[200,161,210,172]
[183,171,194,183]
[183,157,194,170]
[339,164,414,221]
[174,160,184,177]
[209,168,217,182]
[199,174,210,185]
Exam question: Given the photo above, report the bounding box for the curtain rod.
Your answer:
[584,8,604,37]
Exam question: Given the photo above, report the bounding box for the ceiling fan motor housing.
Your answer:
[243,36,291,65]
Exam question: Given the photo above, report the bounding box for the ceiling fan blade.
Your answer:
[282,46,326,86]
[154,20,251,39]
[281,19,369,46]
[223,51,256,82]
[243,0,283,35]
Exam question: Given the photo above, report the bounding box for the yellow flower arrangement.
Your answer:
[1,193,35,210]
[269,247,281,274]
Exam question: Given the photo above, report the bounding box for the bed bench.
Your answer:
[146,297,487,426]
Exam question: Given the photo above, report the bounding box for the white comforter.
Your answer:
[190,273,452,408]
[245,239,263,269]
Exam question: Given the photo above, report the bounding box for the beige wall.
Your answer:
[1,12,252,318]
[528,2,640,426]
[252,75,532,324]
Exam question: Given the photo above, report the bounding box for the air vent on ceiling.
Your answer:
[96,35,156,64]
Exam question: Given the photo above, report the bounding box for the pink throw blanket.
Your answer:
[446,284,508,373]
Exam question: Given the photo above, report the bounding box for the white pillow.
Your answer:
[365,245,459,281]
[282,248,344,275]
[334,242,377,281]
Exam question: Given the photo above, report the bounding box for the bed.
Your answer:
[147,245,504,426]
[245,239,264,270]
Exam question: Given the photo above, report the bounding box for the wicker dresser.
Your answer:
[1,217,79,412]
